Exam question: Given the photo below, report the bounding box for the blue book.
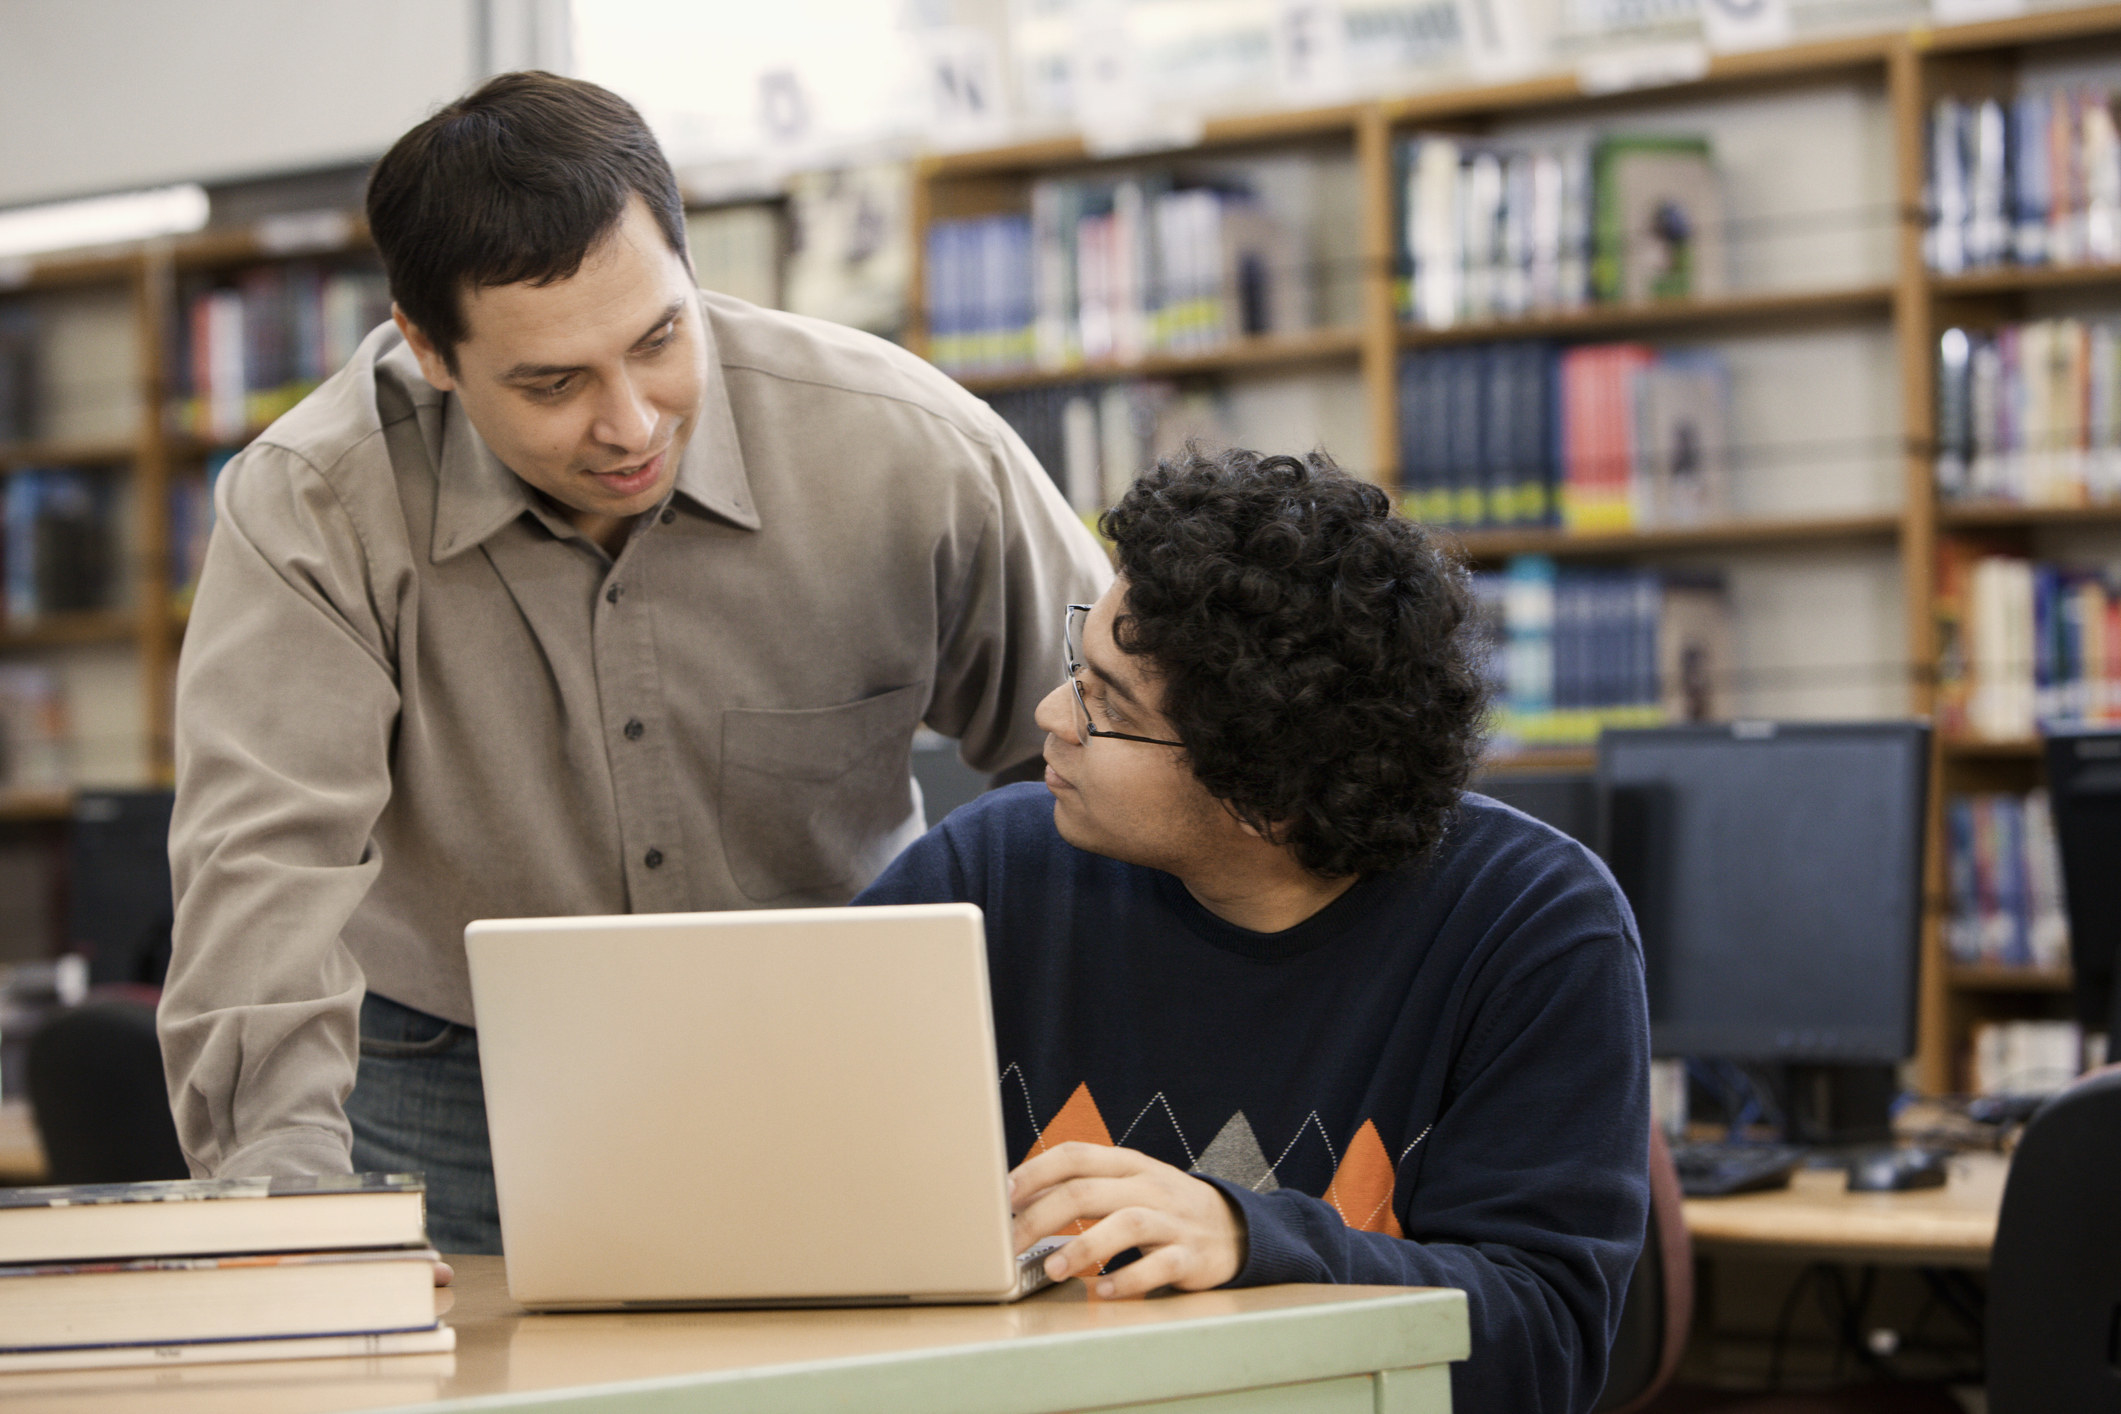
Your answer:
[2011,94,2051,266]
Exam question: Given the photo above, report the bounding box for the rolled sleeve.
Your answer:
[159,444,402,1178]
[924,408,1110,774]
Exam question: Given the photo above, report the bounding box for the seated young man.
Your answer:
[857,446,1648,1412]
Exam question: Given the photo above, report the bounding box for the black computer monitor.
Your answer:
[1599,722,1930,1143]
[2041,726,2121,1047]
[70,790,175,989]
[1471,770,1598,848]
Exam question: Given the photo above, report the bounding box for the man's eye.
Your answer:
[531,377,573,400]
[638,324,677,354]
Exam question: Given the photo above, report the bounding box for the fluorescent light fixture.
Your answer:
[0,184,210,261]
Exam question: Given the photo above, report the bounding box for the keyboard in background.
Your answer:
[1670,1140,1809,1197]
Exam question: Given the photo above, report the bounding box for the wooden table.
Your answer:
[0,1100,46,1185]
[1682,1151,2007,1268]
[0,1256,1470,1414]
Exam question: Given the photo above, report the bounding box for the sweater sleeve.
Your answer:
[852,819,974,907]
[1208,932,1650,1414]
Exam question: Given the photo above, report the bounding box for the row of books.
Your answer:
[1927,90,2121,276]
[1936,546,2121,741]
[1472,555,1734,748]
[1398,341,1731,532]
[927,175,1308,376]
[1397,133,1724,330]
[985,377,1227,518]
[0,309,34,444]
[0,1172,447,1373]
[1935,319,2121,507]
[0,664,66,793]
[3,468,121,626]
[168,262,391,443]
[1945,788,2071,973]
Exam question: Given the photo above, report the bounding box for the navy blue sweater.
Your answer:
[856,783,1649,1414]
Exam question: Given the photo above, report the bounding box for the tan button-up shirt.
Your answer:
[161,291,1111,1180]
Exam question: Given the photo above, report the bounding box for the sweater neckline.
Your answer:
[1148,866,1390,962]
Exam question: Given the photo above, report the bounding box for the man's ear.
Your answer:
[392,306,457,393]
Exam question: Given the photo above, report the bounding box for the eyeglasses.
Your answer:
[1064,604,1184,748]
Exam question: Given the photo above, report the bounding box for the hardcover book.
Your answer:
[0,1172,426,1266]
[0,1246,440,1353]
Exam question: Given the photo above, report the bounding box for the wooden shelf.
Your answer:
[951,327,1364,394]
[1931,262,2121,296]
[170,218,374,272]
[1942,736,2042,760]
[1940,500,2121,529]
[0,789,71,824]
[1914,1,2121,55]
[0,247,142,294]
[0,609,136,649]
[1946,963,2073,993]
[1445,512,1901,560]
[1478,747,1598,775]
[921,104,1364,179]
[1382,30,1892,127]
[0,437,135,470]
[1401,286,1894,347]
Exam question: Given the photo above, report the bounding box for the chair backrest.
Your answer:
[1597,1124,1694,1413]
[1988,1064,2121,1413]
[25,998,189,1185]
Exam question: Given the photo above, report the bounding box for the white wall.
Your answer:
[0,0,568,209]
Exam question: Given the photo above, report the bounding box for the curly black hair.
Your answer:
[1099,446,1487,878]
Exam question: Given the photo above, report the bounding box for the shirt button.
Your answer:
[605,584,623,605]
[659,508,676,525]
[623,718,644,741]
[644,848,664,869]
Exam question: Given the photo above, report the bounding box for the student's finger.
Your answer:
[432,1260,454,1288]
[1012,1175,1141,1251]
[1043,1205,1170,1282]
[1091,1241,1192,1299]
[1009,1143,1148,1204]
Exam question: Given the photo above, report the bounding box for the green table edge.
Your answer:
[405,1287,1470,1414]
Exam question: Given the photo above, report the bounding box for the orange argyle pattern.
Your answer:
[1019,1082,1404,1236]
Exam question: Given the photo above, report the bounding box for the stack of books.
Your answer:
[0,1172,449,1373]
[1945,788,2071,972]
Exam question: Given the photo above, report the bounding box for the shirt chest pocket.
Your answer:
[719,683,928,903]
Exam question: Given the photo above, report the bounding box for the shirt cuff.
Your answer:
[212,1127,354,1180]
[1198,1175,1330,1287]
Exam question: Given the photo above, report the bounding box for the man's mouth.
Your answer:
[588,448,668,495]
[1043,757,1074,792]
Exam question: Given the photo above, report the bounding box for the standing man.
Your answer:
[159,72,1109,1253]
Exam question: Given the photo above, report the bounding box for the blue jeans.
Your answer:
[344,992,503,1255]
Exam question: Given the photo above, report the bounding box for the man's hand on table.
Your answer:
[1008,1142,1247,1299]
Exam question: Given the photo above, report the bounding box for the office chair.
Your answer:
[1986,1064,2121,1413]
[25,997,189,1184]
[1599,1125,1693,1412]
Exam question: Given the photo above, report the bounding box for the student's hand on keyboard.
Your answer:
[1008,1143,1246,1299]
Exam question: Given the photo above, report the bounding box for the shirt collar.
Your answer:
[427,291,760,565]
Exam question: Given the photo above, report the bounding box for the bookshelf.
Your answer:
[909,3,2121,1095]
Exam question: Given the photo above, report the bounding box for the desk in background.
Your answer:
[1683,1151,2006,1268]
[0,1100,45,1185]
[0,1256,1469,1414]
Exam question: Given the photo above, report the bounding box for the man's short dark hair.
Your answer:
[365,71,688,367]
[1101,447,1487,878]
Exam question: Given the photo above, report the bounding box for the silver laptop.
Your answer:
[463,903,1059,1309]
